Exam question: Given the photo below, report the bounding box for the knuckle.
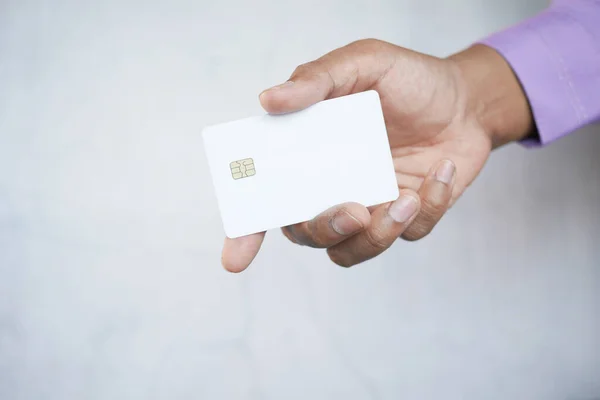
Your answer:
[353,38,383,48]
[418,205,441,225]
[363,227,389,251]
[401,223,432,242]
[291,62,316,79]
[421,194,447,214]
[401,206,443,242]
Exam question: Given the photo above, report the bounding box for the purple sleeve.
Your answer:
[480,0,600,147]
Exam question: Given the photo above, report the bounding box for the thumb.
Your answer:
[259,39,396,114]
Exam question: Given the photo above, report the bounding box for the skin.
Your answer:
[221,40,534,272]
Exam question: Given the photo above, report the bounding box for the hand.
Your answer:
[222,39,533,272]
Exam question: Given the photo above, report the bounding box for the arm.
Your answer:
[480,0,600,146]
[221,3,600,271]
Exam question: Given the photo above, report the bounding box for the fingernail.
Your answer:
[331,211,363,235]
[388,195,418,223]
[435,160,455,184]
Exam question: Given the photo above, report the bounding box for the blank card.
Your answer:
[202,90,399,238]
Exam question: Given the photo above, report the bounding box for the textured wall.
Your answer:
[1,0,598,399]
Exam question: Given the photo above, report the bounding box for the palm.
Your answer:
[370,47,492,204]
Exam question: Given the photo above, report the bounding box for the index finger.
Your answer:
[258,39,397,114]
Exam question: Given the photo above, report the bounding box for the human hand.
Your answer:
[222,39,533,272]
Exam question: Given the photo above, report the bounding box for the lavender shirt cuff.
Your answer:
[480,0,600,147]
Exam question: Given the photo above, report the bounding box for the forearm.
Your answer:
[456,0,600,148]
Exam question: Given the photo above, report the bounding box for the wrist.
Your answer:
[447,44,535,148]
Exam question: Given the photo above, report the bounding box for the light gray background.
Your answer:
[1,0,599,399]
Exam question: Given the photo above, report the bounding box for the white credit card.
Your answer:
[202,90,399,238]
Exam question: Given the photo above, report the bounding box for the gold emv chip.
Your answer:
[230,158,256,180]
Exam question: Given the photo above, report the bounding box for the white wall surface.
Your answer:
[1,0,598,399]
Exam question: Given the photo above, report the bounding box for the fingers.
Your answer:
[282,202,371,248]
[221,159,455,271]
[259,39,396,114]
[401,159,456,241]
[326,190,421,267]
[325,159,455,267]
[221,232,266,273]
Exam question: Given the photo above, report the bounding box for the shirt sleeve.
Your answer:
[480,0,600,147]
